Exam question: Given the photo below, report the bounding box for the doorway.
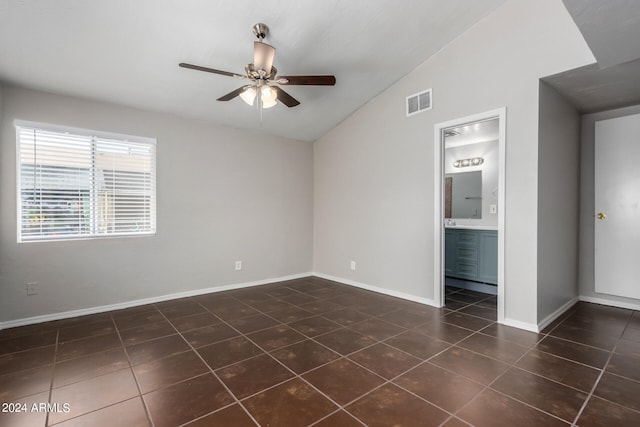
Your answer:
[433,108,506,323]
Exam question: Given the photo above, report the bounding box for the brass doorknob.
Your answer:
[597,212,606,220]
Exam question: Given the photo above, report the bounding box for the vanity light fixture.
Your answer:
[453,157,484,168]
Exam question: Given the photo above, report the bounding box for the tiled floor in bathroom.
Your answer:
[1,276,639,426]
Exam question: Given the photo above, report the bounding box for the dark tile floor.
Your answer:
[1,277,639,426]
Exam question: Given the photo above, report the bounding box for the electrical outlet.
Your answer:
[490,204,497,214]
[235,261,242,271]
[350,260,356,270]
[27,282,38,296]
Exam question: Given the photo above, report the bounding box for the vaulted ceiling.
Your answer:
[0,0,505,141]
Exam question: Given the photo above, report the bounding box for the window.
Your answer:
[16,121,156,242]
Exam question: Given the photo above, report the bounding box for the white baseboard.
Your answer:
[0,272,312,330]
[502,318,539,333]
[312,272,438,307]
[312,274,547,334]
[579,295,640,311]
[536,296,579,333]
[10,271,602,334]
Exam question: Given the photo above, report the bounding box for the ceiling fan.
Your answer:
[179,23,336,109]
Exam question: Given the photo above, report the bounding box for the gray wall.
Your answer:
[0,85,313,324]
[537,82,581,323]
[579,104,640,308]
[313,0,594,327]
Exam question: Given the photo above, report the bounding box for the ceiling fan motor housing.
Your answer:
[245,64,277,80]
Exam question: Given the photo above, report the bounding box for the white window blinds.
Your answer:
[17,123,156,242]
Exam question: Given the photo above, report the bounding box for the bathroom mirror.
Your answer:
[445,171,482,219]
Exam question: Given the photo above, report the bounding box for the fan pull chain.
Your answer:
[258,85,263,122]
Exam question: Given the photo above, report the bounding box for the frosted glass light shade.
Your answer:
[262,97,277,108]
[261,86,277,108]
[240,87,256,105]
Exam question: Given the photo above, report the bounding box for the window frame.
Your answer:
[15,120,157,243]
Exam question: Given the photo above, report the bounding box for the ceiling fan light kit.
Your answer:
[179,23,336,110]
[239,87,256,105]
[260,86,277,108]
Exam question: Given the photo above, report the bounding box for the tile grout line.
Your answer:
[6,287,423,427]
[155,306,263,427]
[201,289,452,426]
[110,314,156,427]
[543,330,621,353]
[510,358,601,397]
[569,311,635,427]
[228,309,375,425]
[527,346,608,371]
[491,313,601,424]
[486,387,575,425]
[44,328,59,427]
[199,299,354,426]
[5,281,638,427]
[306,407,368,427]
[3,282,490,427]
[447,304,637,426]
[446,328,574,426]
[300,316,492,425]
[176,401,253,427]
[378,325,503,422]
[601,369,640,385]
[314,315,494,425]
[157,294,631,426]
[569,354,615,426]
[427,301,571,425]
[45,316,156,426]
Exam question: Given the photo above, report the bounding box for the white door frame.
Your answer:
[433,107,506,323]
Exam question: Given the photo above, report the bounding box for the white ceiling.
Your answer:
[0,0,505,141]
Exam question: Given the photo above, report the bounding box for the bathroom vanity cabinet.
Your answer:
[445,228,497,285]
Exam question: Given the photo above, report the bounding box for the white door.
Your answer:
[595,114,640,299]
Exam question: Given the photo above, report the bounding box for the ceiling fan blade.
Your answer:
[277,75,336,86]
[254,42,276,75]
[179,63,247,79]
[273,86,300,107]
[217,86,250,101]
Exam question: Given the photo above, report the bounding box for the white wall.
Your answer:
[0,85,313,324]
[444,140,498,227]
[313,0,594,326]
[537,81,581,324]
[579,104,640,309]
